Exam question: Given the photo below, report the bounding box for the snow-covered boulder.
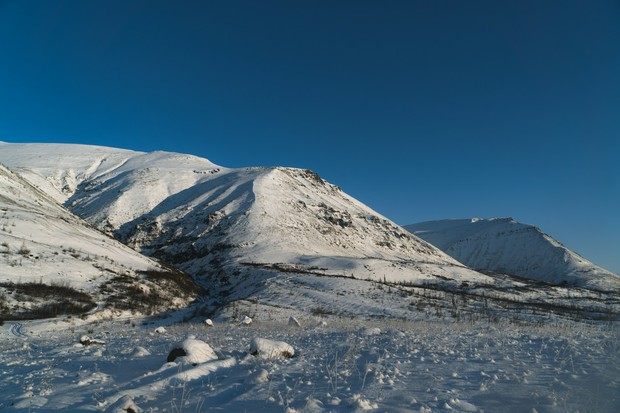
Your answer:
[288,316,301,327]
[204,318,214,327]
[360,327,381,336]
[240,315,252,326]
[130,346,151,358]
[80,335,106,346]
[167,336,218,365]
[249,337,295,359]
[154,326,166,334]
[105,394,141,413]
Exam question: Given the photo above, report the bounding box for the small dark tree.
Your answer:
[17,241,30,256]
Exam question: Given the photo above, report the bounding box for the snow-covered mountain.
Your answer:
[1,142,617,321]
[405,218,619,291]
[0,143,491,291]
[0,162,201,320]
[1,144,618,413]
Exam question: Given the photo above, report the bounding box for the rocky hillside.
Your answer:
[0,162,201,320]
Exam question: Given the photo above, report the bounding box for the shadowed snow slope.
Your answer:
[405,218,619,291]
[0,162,200,318]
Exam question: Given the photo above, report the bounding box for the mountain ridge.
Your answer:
[405,217,618,291]
[1,142,618,321]
[0,143,482,286]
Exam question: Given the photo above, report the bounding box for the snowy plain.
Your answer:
[1,312,618,413]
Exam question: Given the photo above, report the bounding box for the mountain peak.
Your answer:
[3,142,617,322]
[405,218,618,290]
[0,143,483,289]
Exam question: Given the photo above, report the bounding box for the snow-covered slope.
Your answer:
[2,142,617,321]
[0,143,490,292]
[0,162,201,319]
[405,218,619,291]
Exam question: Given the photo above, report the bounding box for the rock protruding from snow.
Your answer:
[360,327,381,336]
[130,346,151,358]
[154,326,167,334]
[288,316,301,327]
[249,337,295,359]
[204,319,214,327]
[80,335,106,346]
[167,336,218,365]
[105,394,141,413]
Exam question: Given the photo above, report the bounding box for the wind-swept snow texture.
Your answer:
[0,317,618,412]
[0,162,200,318]
[405,218,619,291]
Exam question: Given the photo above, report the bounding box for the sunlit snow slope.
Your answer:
[0,162,200,318]
[0,143,489,289]
[405,218,619,291]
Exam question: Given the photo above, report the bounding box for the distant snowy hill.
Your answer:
[405,218,619,291]
[0,162,201,319]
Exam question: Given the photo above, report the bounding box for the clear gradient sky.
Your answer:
[0,1,619,273]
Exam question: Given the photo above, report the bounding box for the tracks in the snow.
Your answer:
[9,322,28,339]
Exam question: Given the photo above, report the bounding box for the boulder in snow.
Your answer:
[130,346,151,358]
[360,327,381,336]
[240,315,252,326]
[154,326,167,334]
[105,394,140,413]
[204,318,214,327]
[250,337,295,359]
[80,335,106,346]
[167,336,218,365]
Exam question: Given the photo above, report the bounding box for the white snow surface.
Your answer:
[405,218,619,291]
[0,315,618,412]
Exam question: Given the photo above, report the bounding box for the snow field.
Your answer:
[0,316,618,412]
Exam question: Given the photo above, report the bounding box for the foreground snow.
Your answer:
[1,315,618,412]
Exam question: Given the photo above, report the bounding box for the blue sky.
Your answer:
[1,1,619,273]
